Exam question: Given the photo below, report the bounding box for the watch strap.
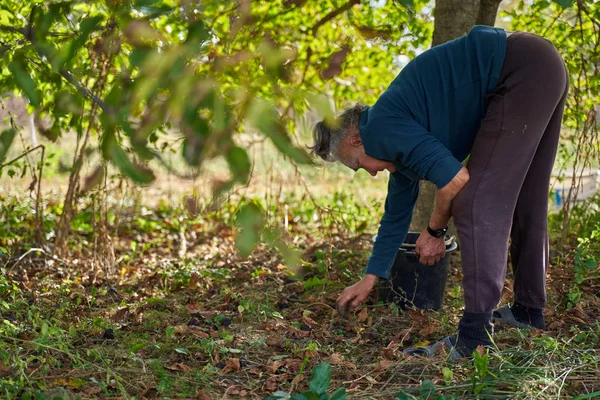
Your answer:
[427,225,448,238]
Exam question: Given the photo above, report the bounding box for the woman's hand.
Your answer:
[336,274,378,318]
[415,231,446,266]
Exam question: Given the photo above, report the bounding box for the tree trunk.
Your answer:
[410,0,502,234]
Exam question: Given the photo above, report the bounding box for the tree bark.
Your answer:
[410,0,502,234]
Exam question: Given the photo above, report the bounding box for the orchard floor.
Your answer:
[1,191,599,400]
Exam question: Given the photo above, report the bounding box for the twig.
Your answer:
[310,0,361,36]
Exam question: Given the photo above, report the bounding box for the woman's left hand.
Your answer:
[415,230,446,266]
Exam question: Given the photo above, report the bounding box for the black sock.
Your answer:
[450,312,494,357]
[510,302,545,329]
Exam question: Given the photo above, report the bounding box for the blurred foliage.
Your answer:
[0,0,431,257]
[0,0,432,184]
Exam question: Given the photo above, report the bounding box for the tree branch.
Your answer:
[0,25,27,35]
[59,70,115,116]
[310,0,361,36]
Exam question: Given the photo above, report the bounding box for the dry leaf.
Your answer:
[225,358,241,372]
[390,328,412,345]
[225,384,244,396]
[375,359,395,372]
[546,320,564,330]
[284,358,303,373]
[196,390,213,400]
[111,307,130,322]
[357,308,369,323]
[266,333,283,348]
[325,352,357,369]
[302,316,318,326]
[167,363,193,373]
[0,360,12,377]
[291,372,304,391]
[188,272,199,288]
[271,360,285,373]
[173,325,209,338]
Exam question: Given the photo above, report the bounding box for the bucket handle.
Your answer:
[400,235,456,248]
[400,236,457,256]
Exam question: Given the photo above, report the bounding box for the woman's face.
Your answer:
[340,127,397,176]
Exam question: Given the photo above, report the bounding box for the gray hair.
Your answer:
[309,103,367,162]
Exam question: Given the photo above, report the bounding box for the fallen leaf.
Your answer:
[570,304,589,321]
[173,325,209,338]
[390,328,412,345]
[188,272,199,288]
[266,333,283,348]
[222,358,241,374]
[271,360,285,373]
[196,390,213,400]
[167,363,192,373]
[375,359,395,372]
[83,385,103,395]
[225,384,244,396]
[325,352,357,369]
[284,358,303,373]
[546,320,564,330]
[357,308,369,323]
[0,360,12,377]
[290,372,304,390]
[302,316,318,326]
[112,307,130,322]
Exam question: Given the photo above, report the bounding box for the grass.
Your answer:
[0,188,599,399]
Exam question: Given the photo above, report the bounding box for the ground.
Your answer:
[1,188,599,399]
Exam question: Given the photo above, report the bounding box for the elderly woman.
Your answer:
[310,25,568,358]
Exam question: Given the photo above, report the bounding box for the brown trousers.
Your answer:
[452,32,569,313]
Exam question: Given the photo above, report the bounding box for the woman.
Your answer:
[310,25,568,358]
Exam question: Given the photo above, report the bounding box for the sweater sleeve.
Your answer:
[365,172,420,278]
[363,116,464,189]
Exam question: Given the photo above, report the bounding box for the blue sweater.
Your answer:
[359,25,507,278]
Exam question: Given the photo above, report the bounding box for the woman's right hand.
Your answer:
[336,274,378,318]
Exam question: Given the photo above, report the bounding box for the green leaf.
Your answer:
[248,99,313,165]
[133,0,174,17]
[395,0,414,7]
[226,146,251,184]
[305,92,336,127]
[52,15,103,71]
[308,362,331,396]
[329,387,346,400]
[396,393,417,400]
[0,128,16,164]
[300,391,319,400]
[8,60,41,107]
[442,367,453,384]
[419,380,436,398]
[552,0,574,8]
[102,132,155,184]
[130,343,146,353]
[234,202,265,257]
[175,347,189,355]
[186,20,210,44]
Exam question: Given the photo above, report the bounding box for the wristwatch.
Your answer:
[427,225,448,238]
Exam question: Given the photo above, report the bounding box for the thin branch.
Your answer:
[0,24,27,35]
[577,0,600,31]
[59,70,115,116]
[310,0,361,36]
